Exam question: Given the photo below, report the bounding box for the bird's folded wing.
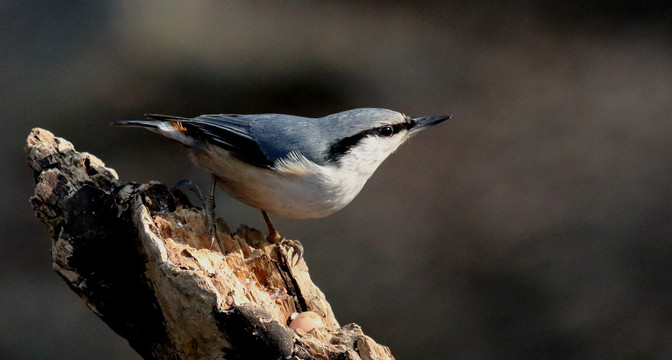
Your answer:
[183,114,276,169]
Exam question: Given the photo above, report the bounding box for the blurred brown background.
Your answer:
[2,1,672,359]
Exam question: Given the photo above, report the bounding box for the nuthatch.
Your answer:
[114,108,451,255]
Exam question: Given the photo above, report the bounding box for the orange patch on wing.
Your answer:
[172,121,189,134]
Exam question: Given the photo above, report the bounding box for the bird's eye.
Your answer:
[376,126,394,137]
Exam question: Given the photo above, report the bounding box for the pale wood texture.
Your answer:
[26,128,394,360]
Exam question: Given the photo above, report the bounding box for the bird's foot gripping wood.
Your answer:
[277,239,304,268]
[262,210,304,266]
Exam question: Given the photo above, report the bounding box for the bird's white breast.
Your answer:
[190,146,368,219]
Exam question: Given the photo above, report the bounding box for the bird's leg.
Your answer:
[262,210,282,243]
[262,210,303,265]
[207,174,223,250]
[171,177,223,251]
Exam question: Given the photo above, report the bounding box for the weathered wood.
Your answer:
[26,128,394,360]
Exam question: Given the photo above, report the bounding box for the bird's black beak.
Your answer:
[409,114,453,134]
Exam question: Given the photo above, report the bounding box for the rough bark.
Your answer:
[26,128,394,360]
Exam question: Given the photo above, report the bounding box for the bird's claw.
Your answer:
[267,233,303,267]
[208,224,222,251]
[279,239,304,267]
[262,210,301,266]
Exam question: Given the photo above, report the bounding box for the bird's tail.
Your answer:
[112,115,198,147]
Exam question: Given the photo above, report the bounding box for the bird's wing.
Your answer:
[121,113,325,169]
[191,114,329,167]
[182,114,276,169]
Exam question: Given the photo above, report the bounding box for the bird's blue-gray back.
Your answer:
[249,114,335,166]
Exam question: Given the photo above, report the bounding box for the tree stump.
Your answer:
[26,128,394,360]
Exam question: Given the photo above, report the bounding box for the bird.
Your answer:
[113,108,451,258]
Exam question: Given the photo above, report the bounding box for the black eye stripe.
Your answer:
[326,132,367,162]
[326,122,414,162]
[379,122,412,136]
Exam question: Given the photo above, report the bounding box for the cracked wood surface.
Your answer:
[26,127,394,360]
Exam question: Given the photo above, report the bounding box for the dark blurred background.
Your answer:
[3,1,672,359]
